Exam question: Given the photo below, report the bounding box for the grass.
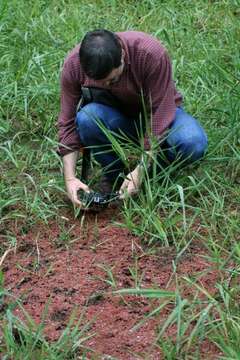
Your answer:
[0,270,93,359]
[0,0,240,358]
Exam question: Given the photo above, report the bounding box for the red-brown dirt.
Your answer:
[1,208,223,359]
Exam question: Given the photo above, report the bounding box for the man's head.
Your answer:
[79,29,124,85]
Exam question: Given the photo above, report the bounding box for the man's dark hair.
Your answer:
[79,29,122,80]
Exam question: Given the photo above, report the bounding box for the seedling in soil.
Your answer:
[54,223,77,248]
[90,216,107,253]
[84,292,105,306]
[96,264,117,289]
[3,232,17,249]
[43,263,55,278]
[16,262,39,275]
[79,213,89,242]
[93,216,100,242]
[128,259,145,289]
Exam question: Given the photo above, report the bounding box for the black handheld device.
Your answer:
[79,149,119,209]
[78,190,119,209]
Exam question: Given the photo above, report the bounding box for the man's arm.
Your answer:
[57,61,82,157]
[142,49,180,147]
[57,57,90,205]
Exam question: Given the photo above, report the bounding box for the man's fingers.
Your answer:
[80,184,91,193]
[119,180,139,199]
[72,195,82,207]
[119,180,131,199]
[65,178,91,208]
[72,196,81,205]
[119,179,129,192]
[71,189,82,206]
[119,191,127,200]
[74,200,82,207]
[119,185,128,199]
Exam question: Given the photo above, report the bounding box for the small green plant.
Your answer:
[127,258,145,289]
[54,223,78,248]
[96,263,117,289]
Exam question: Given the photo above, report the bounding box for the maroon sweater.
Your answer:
[57,31,182,156]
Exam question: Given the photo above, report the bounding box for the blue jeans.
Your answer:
[76,103,208,182]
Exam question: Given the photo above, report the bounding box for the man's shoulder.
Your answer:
[62,44,82,81]
[117,31,166,54]
[117,30,154,41]
[63,44,80,68]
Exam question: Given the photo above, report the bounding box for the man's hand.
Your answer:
[65,177,90,206]
[63,151,91,207]
[119,165,143,199]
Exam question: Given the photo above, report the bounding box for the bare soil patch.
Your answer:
[2,208,222,359]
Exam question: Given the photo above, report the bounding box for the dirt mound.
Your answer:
[2,209,221,359]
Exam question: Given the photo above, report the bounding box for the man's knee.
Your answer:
[76,103,104,144]
[179,134,208,162]
[76,103,101,130]
[167,108,208,163]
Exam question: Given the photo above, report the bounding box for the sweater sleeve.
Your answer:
[142,50,177,149]
[57,62,82,157]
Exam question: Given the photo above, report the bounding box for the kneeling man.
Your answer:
[57,29,207,206]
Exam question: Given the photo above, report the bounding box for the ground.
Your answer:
[2,207,223,359]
